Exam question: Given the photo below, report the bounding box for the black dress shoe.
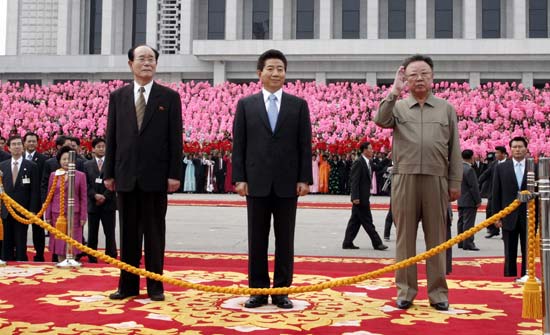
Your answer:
[485,232,500,239]
[374,244,388,250]
[396,300,413,309]
[342,244,360,249]
[109,291,138,300]
[271,295,293,309]
[244,295,268,308]
[149,293,165,301]
[430,301,449,311]
[463,246,480,251]
[457,243,463,249]
[33,255,45,262]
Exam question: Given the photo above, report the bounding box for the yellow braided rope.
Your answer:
[522,198,542,318]
[1,174,59,225]
[0,190,526,296]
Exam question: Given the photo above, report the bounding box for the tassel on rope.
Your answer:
[55,173,67,235]
[522,198,542,319]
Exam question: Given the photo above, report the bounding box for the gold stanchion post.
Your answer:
[56,151,81,268]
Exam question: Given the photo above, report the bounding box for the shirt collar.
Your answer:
[134,80,154,96]
[405,92,436,108]
[25,151,35,158]
[362,154,370,165]
[513,158,526,166]
[12,156,23,166]
[262,88,283,104]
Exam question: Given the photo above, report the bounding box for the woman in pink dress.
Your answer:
[310,153,320,193]
[45,146,87,262]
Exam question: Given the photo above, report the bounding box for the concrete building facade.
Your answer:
[1,0,549,88]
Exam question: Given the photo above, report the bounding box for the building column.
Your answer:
[180,0,195,54]
[366,72,377,86]
[226,0,243,40]
[272,0,286,39]
[522,72,533,88]
[415,0,427,39]
[5,0,19,55]
[512,0,526,39]
[146,0,157,47]
[57,0,70,55]
[315,72,327,84]
[213,61,226,85]
[319,0,333,39]
[366,0,379,39]
[462,0,476,39]
[101,0,125,55]
[469,72,480,89]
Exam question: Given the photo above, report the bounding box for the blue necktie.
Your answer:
[267,94,278,131]
[515,162,523,189]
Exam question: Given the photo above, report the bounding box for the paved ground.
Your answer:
[87,193,506,259]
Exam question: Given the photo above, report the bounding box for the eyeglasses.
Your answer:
[406,72,432,79]
[135,57,156,64]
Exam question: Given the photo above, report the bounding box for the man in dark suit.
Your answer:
[0,136,11,162]
[232,49,312,309]
[479,146,508,238]
[0,135,40,261]
[457,149,481,251]
[104,45,182,302]
[84,138,117,263]
[342,142,388,251]
[23,132,48,261]
[214,151,226,193]
[492,137,529,278]
[471,154,486,177]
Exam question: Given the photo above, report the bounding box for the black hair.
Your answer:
[461,149,474,160]
[69,136,80,146]
[257,49,287,71]
[403,54,434,71]
[55,135,68,147]
[359,142,371,152]
[92,137,105,148]
[23,132,38,142]
[509,136,528,148]
[495,146,507,155]
[7,135,22,146]
[56,146,72,163]
[128,45,160,61]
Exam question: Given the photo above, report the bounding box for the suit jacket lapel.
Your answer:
[4,162,13,192]
[140,82,161,134]
[274,92,291,134]
[124,84,139,133]
[255,93,272,133]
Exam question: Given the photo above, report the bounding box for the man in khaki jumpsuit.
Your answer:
[374,54,462,311]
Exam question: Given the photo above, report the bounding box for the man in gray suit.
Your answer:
[457,149,482,251]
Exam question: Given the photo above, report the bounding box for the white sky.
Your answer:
[0,0,6,55]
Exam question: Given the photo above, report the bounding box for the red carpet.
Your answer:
[167,199,487,211]
[0,252,541,334]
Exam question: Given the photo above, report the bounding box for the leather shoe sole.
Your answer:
[109,291,138,300]
[485,233,499,239]
[430,302,449,311]
[463,246,480,251]
[244,295,268,308]
[342,244,360,249]
[149,293,165,301]
[396,300,413,309]
[374,244,388,250]
[271,295,293,309]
